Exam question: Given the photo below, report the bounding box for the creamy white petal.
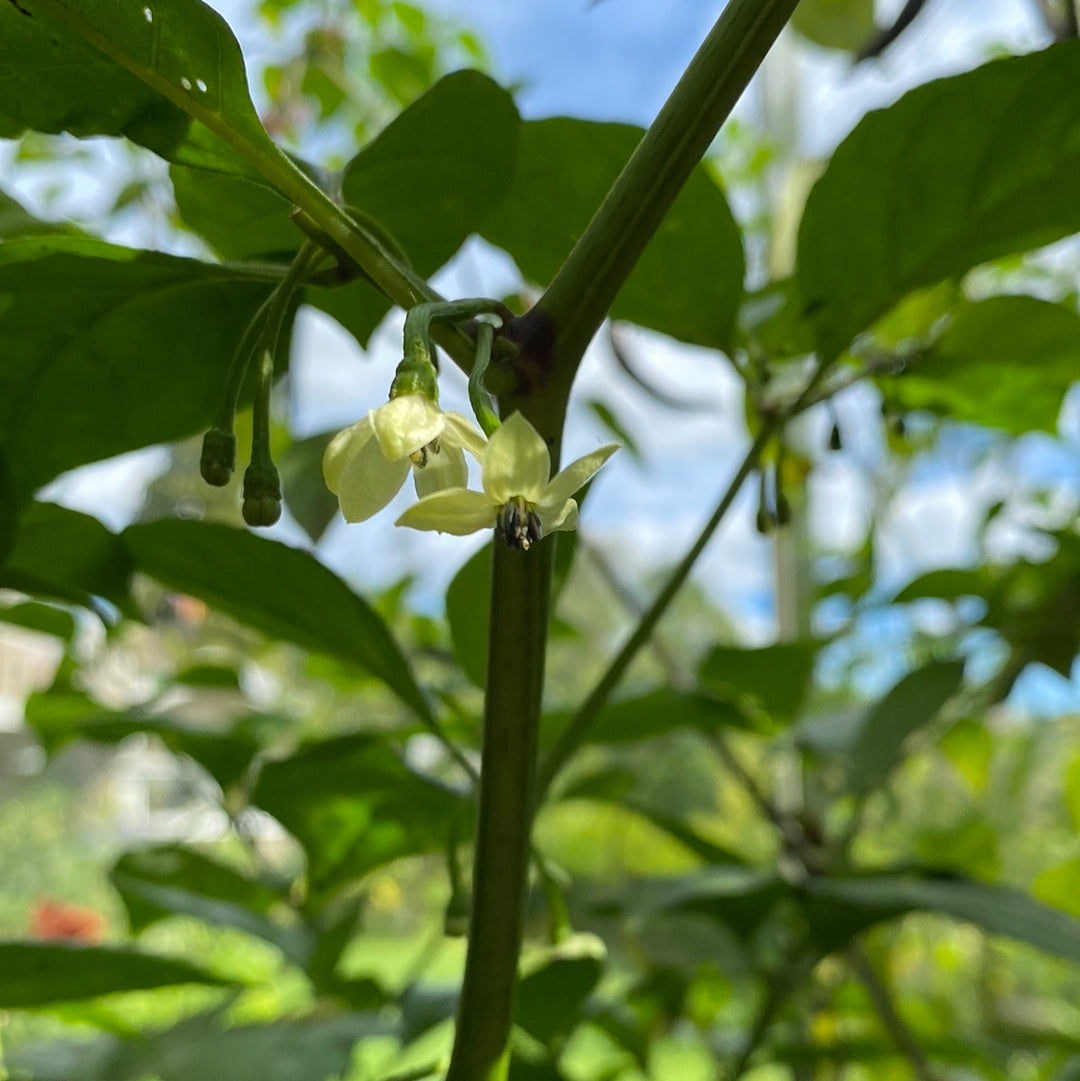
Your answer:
[482,411,550,506]
[413,442,467,498]
[441,411,488,460]
[537,498,578,536]
[396,488,496,535]
[322,416,375,494]
[371,393,444,461]
[335,434,410,522]
[542,443,619,510]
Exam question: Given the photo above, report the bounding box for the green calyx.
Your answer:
[242,463,282,527]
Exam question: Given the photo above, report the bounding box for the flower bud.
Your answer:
[200,427,237,487]
[242,461,282,527]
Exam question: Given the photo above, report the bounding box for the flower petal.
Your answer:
[413,442,467,498]
[542,443,619,509]
[396,488,496,535]
[537,498,578,536]
[441,411,488,460]
[372,393,444,461]
[334,433,410,522]
[482,411,550,505]
[322,416,375,494]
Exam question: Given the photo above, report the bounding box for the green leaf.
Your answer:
[481,118,744,349]
[807,873,1080,964]
[445,542,490,688]
[124,520,430,720]
[515,934,605,1046]
[0,186,80,240]
[1033,857,1080,919]
[892,567,989,604]
[1,503,132,610]
[174,71,520,346]
[111,1010,390,1081]
[845,660,965,793]
[896,296,1080,433]
[790,0,875,51]
[0,943,229,1007]
[278,431,340,544]
[544,689,752,748]
[251,733,461,906]
[0,600,77,641]
[697,641,817,725]
[798,42,1080,360]
[586,400,642,463]
[2,0,288,182]
[0,237,272,497]
[110,846,312,964]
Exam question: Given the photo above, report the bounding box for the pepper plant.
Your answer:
[2,2,1080,1081]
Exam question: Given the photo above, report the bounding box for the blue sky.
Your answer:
[21,0,1080,713]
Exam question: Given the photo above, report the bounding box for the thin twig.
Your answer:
[856,0,929,61]
[848,943,945,1081]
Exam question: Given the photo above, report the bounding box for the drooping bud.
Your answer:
[242,460,282,527]
[200,426,237,486]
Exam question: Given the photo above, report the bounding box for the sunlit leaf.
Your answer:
[798,42,1080,359]
[0,943,228,1007]
[110,846,312,965]
[844,660,965,793]
[790,0,875,51]
[481,118,744,349]
[0,0,280,181]
[897,296,1080,434]
[251,733,461,907]
[124,520,431,720]
[0,237,272,498]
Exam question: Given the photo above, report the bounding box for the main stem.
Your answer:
[532,0,801,387]
[445,539,553,1081]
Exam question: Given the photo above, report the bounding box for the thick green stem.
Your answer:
[531,0,801,387]
[446,540,553,1081]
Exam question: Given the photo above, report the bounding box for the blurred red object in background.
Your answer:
[30,898,106,943]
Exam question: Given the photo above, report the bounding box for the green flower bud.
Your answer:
[200,427,237,487]
[242,461,282,527]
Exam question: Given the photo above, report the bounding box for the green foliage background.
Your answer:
[1,1,1079,1080]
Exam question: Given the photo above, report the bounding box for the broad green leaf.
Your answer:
[0,237,272,498]
[790,0,875,51]
[0,503,132,609]
[25,682,260,792]
[897,296,1080,433]
[445,541,490,687]
[892,567,988,604]
[515,934,605,1046]
[481,118,744,349]
[0,600,77,641]
[277,431,339,543]
[110,846,312,964]
[1033,857,1080,919]
[110,1010,390,1081]
[1,0,286,182]
[845,660,965,793]
[124,520,430,720]
[448,532,579,690]
[251,733,461,906]
[807,873,1080,964]
[174,71,520,345]
[697,640,817,725]
[543,689,752,748]
[798,42,1080,360]
[0,943,228,1007]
